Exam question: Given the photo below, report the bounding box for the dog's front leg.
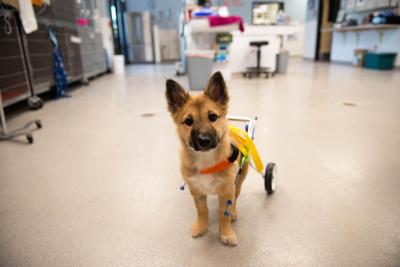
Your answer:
[190,191,209,238]
[218,187,237,246]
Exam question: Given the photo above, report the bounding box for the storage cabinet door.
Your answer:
[0,12,30,107]
[25,22,54,94]
[56,26,83,83]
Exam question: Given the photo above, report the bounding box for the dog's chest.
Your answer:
[188,174,223,194]
[187,151,226,194]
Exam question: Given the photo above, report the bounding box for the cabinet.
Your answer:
[77,0,107,80]
[1,0,107,107]
[25,22,54,95]
[0,11,30,107]
[56,26,83,83]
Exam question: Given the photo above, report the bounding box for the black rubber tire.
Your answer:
[27,134,33,144]
[264,162,277,194]
[35,120,42,129]
[81,78,90,86]
[28,97,43,110]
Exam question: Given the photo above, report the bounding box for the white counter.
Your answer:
[185,23,304,75]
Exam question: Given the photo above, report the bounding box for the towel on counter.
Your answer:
[208,15,244,32]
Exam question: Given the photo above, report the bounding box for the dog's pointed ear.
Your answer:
[204,71,229,105]
[166,79,189,114]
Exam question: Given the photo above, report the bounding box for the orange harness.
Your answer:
[199,145,239,175]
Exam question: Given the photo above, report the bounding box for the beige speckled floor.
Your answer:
[1,59,400,266]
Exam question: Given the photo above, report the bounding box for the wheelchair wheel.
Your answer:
[264,162,277,194]
[26,134,34,144]
[35,120,42,129]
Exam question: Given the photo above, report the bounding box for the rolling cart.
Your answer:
[0,92,42,144]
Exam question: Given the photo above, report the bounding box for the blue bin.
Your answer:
[364,52,397,70]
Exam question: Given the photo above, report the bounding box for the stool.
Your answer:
[243,41,273,79]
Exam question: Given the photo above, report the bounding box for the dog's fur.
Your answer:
[166,72,248,246]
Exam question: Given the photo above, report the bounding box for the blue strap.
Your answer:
[48,28,70,99]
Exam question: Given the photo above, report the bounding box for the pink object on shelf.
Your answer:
[208,15,244,32]
[77,18,88,26]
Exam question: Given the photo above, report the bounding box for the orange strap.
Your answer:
[199,159,231,174]
[199,145,239,175]
[32,0,44,6]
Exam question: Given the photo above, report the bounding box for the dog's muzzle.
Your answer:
[190,130,218,151]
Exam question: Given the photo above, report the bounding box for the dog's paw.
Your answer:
[220,231,237,246]
[191,220,208,238]
[220,227,237,246]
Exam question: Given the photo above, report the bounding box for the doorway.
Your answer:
[315,0,340,61]
[109,0,128,60]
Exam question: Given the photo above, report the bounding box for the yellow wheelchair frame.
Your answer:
[228,115,277,194]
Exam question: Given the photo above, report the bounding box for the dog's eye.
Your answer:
[184,117,193,126]
[208,113,218,122]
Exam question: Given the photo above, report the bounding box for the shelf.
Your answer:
[345,4,398,14]
[322,24,400,33]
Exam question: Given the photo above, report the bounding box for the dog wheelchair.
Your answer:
[228,115,277,194]
[179,115,277,195]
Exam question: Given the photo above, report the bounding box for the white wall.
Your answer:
[303,0,320,59]
[125,0,309,60]
[228,0,307,24]
[226,0,308,58]
[94,0,109,17]
[126,0,308,26]
[126,0,182,29]
[285,0,308,23]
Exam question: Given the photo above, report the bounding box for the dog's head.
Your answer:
[166,72,229,152]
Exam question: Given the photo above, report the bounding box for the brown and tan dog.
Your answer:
[166,72,248,246]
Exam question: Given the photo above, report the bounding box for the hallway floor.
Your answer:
[1,60,400,266]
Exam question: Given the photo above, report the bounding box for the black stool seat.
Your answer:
[244,40,273,79]
[246,66,269,72]
[250,41,269,47]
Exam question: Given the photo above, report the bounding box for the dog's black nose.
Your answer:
[190,129,218,151]
[198,135,211,148]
